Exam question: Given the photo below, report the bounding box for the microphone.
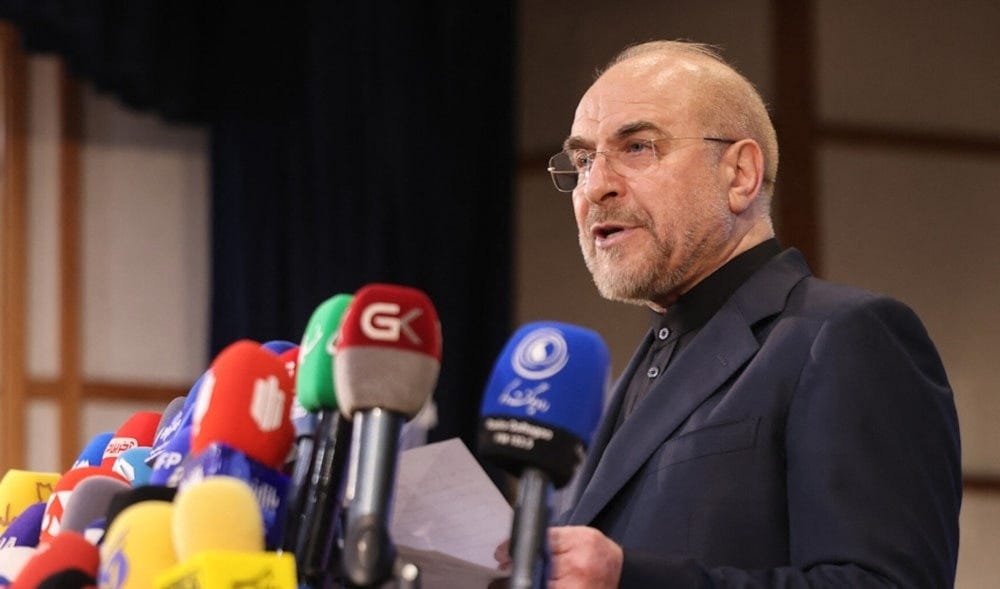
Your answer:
[145,398,186,467]
[172,476,265,559]
[148,375,206,467]
[58,476,131,536]
[10,531,99,589]
[112,447,154,486]
[289,293,354,584]
[71,432,114,470]
[0,546,35,583]
[39,468,128,544]
[102,412,161,470]
[184,340,296,549]
[98,500,177,587]
[478,322,609,589]
[148,426,193,487]
[0,470,60,535]
[154,476,295,589]
[190,340,296,471]
[0,502,45,549]
[336,284,442,587]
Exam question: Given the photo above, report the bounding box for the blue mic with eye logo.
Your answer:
[478,321,609,589]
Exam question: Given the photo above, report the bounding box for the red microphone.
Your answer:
[101,412,162,470]
[336,284,441,586]
[190,340,296,470]
[39,467,128,545]
[278,346,300,382]
[11,531,98,588]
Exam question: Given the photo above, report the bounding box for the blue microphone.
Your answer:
[478,321,609,589]
[72,432,114,470]
[149,426,193,487]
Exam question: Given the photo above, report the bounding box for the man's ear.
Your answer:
[727,139,765,215]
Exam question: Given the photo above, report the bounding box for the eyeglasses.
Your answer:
[546,137,737,192]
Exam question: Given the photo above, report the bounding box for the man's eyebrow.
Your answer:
[562,121,664,151]
[563,136,590,151]
[614,121,662,138]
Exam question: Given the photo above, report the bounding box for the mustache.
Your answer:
[586,206,649,228]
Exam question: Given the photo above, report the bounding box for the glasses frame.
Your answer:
[547,136,738,193]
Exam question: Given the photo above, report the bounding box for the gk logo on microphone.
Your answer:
[360,302,424,344]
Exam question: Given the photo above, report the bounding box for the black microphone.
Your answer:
[335,284,441,587]
[291,294,355,587]
[478,322,608,589]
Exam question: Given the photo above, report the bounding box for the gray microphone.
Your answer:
[335,284,441,587]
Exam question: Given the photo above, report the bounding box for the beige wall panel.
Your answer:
[519,0,774,155]
[26,398,58,472]
[515,173,647,378]
[25,55,61,379]
[80,86,209,385]
[816,1,1000,135]
[818,145,1000,475]
[956,491,1000,588]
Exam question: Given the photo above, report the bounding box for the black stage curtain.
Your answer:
[1,1,515,449]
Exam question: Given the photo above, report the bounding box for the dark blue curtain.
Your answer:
[1,1,515,449]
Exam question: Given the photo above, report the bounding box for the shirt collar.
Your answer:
[650,238,782,337]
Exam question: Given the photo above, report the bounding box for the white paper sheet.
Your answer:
[390,438,512,588]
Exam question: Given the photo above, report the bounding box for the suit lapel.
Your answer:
[560,331,653,520]
[567,249,811,526]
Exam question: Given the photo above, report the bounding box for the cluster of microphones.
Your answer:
[0,283,609,588]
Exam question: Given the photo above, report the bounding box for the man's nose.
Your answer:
[580,153,623,203]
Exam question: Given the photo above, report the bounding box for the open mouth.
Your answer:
[592,223,630,242]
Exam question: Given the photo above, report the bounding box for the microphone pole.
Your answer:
[509,467,550,589]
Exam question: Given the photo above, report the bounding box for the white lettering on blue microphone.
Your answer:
[498,379,551,415]
[511,327,569,380]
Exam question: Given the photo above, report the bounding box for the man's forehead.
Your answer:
[569,56,699,141]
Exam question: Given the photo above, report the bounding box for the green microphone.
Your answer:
[289,294,355,586]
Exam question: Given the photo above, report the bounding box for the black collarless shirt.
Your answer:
[615,239,782,428]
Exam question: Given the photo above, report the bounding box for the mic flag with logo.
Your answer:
[479,321,608,488]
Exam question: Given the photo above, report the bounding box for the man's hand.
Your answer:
[548,526,623,588]
[494,526,623,587]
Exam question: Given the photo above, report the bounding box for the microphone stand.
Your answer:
[509,467,550,589]
[342,408,405,588]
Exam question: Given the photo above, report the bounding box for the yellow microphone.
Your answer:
[0,470,60,535]
[155,476,296,589]
[99,500,178,588]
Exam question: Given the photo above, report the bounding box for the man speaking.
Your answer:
[498,40,961,587]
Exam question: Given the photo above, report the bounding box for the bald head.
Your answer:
[599,41,779,198]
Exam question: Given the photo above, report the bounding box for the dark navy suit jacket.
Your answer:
[564,249,961,587]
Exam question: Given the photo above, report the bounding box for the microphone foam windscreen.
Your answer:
[0,502,46,548]
[113,447,153,486]
[149,426,193,487]
[0,546,35,583]
[40,468,128,544]
[72,432,114,470]
[335,284,441,418]
[59,476,130,535]
[147,398,186,463]
[478,322,609,488]
[11,531,99,588]
[105,486,177,531]
[190,340,295,470]
[296,294,353,412]
[278,346,299,383]
[261,340,298,355]
[0,470,60,535]
[102,412,161,470]
[172,476,265,561]
[99,502,177,587]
